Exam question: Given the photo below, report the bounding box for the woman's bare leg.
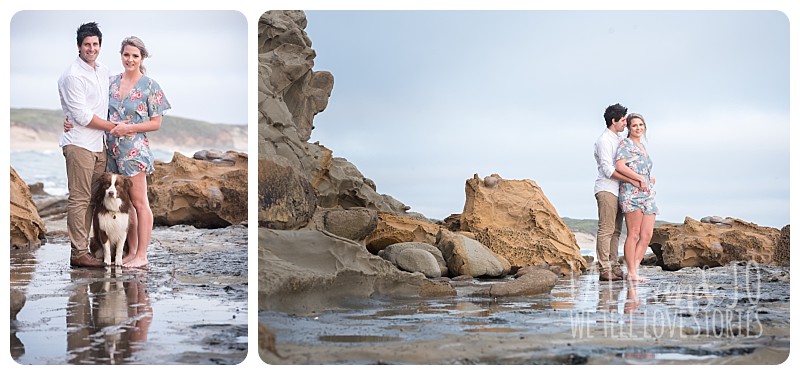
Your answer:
[623,210,643,281]
[122,206,138,264]
[123,172,151,268]
[633,214,656,281]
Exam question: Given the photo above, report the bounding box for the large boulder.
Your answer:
[10,167,46,249]
[436,230,510,278]
[378,242,448,278]
[149,152,247,228]
[320,207,378,242]
[460,174,587,274]
[259,228,455,314]
[649,217,781,270]
[365,212,442,254]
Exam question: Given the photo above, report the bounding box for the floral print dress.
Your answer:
[106,74,171,176]
[616,138,659,215]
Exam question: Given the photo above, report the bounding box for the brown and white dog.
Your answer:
[90,172,132,267]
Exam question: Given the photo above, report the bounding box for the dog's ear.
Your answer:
[123,176,133,190]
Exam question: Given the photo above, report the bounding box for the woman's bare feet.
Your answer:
[123,257,148,268]
[122,253,138,264]
[626,274,649,282]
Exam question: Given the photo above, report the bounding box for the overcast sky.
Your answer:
[304,10,790,228]
[9,10,247,125]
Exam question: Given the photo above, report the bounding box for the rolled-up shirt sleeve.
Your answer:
[59,75,94,126]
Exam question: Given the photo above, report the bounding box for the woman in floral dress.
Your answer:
[615,113,658,282]
[106,36,171,268]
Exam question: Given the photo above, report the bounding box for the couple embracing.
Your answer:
[593,103,658,282]
[59,22,171,268]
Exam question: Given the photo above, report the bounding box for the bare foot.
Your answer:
[123,258,149,268]
[122,254,138,264]
[626,274,649,282]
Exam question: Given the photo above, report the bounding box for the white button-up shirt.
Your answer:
[593,127,623,196]
[58,56,110,152]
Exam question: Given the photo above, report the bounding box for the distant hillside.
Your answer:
[562,216,674,237]
[9,107,247,153]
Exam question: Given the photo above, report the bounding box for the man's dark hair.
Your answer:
[603,103,628,127]
[76,22,102,47]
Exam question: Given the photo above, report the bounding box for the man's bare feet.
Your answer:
[123,257,148,268]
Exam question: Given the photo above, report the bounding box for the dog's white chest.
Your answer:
[98,211,129,244]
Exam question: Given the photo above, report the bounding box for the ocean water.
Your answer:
[10,149,175,196]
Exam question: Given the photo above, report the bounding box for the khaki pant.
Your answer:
[63,144,106,259]
[595,191,623,273]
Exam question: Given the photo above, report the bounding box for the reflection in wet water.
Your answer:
[10,233,248,365]
[66,268,152,364]
[262,265,790,364]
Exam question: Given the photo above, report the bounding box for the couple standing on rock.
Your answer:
[593,103,659,282]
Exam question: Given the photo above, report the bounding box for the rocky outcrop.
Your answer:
[256,11,576,313]
[460,174,587,274]
[259,228,456,314]
[10,167,46,249]
[258,10,411,221]
[149,152,248,228]
[649,217,781,270]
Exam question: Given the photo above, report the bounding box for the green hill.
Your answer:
[562,216,673,237]
[10,107,247,152]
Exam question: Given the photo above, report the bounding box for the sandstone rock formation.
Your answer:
[258,10,410,222]
[257,11,582,312]
[258,11,462,313]
[259,228,455,314]
[460,174,587,273]
[649,217,781,270]
[365,212,441,253]
[773,225,790,267]
[259,158,317,229]
[149,152,247,228]
[10,167,46,249]
[320,207,378,243]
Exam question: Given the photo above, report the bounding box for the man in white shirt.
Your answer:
[593,103,638,281]
[58,22,120,267]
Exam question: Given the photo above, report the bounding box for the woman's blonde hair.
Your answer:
[120,36,149,74]
[626,113,648,142]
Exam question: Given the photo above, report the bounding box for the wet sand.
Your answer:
[260,263,789,365]
[10,225,248,365]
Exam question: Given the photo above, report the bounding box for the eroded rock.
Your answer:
[649,217,781,270]
[150,152,247,228]
[436,230,510,278]
[10,167,46,249]
[365,212,441,254]
[461,174,587,273]
[259,228,455,314]
[378,242,448,278]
